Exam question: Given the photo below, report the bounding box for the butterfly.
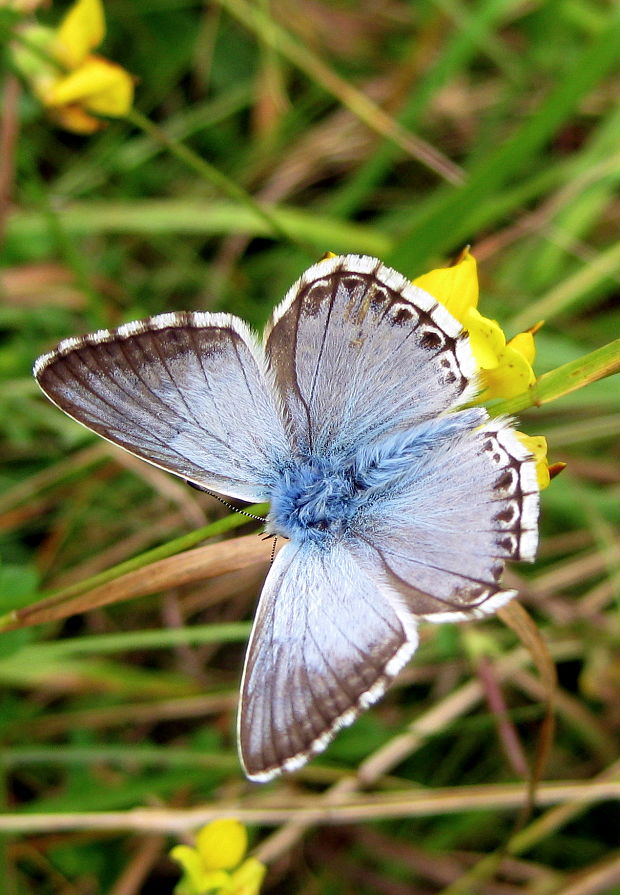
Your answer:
[34,254,539,782]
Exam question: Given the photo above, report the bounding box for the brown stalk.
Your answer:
[5,533,271,630]
[0,778,619,835]
[0,74,20,246]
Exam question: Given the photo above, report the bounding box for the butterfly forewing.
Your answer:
[34,313,289,503]
[265,254,478,456]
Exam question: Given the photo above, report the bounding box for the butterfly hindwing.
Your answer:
[34,313,289,503]
[238,541,418,782]
[351,418,539,622]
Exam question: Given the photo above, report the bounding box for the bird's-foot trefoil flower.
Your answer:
[413,247,543,400]
[10,0,133,133]
[170,819,266,895]
[412,248,552,489]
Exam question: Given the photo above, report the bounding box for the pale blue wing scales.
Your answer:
[34,313,290,503]
[264,254,477,456]
[352,418,539,621]
[238,542,419,782]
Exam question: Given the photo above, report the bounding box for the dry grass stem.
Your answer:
[1,779,619,835]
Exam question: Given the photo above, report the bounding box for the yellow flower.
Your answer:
[11,0,133,133]
[413,248,540,401]
[412,248,552,489]
[171,820,266,895]
[53,0,105,70]
[413,246,479,322]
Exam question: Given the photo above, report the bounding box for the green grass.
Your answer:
[1,1,620,893]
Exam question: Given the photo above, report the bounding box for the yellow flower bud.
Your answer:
[196,819,248,872]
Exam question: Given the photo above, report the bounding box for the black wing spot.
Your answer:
[418,330,443,350]
[393,307,413,326]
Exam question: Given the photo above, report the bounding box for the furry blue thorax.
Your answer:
[268,408,485,545]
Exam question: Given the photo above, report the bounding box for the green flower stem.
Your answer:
[0,745,237,771]
[0,504,267,632]
[487,340,620,417]
[0,622,250,661]
[126,108,313,255]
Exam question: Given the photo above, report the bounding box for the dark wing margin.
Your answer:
[264,254,478,456]
[34,312,290,503]
[238,542,418,782]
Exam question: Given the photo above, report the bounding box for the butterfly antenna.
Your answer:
[185,481,266,523]
[259,531,280,565]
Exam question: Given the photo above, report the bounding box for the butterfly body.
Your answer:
[268,409,486,547]
[268,454,361,543]
[34,254,539,782]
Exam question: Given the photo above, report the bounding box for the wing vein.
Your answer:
[144,331,206,432]
[53,354,195,464]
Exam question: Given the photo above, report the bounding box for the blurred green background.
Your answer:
[1,0,619,893]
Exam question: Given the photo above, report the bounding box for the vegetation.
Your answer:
[1,0,619,892]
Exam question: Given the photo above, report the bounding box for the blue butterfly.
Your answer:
[34,255,539,782]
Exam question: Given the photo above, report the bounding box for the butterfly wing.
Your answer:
[351,418,539,622]
[238,541,418,782]
[264,254,477,456]
[34,313,290,502]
